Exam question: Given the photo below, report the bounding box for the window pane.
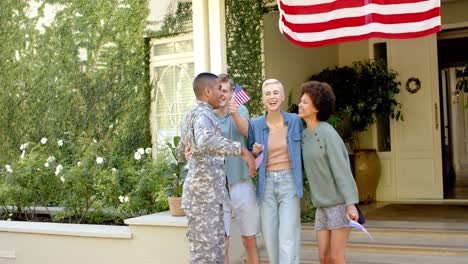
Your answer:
[153,42,174,56]
[174,40,193,53]
[154,63,194,140]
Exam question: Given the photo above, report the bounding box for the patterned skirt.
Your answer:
[314,204,350,231]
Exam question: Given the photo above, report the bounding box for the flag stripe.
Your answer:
[281,8,440,33]
[234,92,250,105]
[281,16,440,42]
[281,1,439,24]
[282,26,440,48]
[280,0,435,15]
[278,0,441,47]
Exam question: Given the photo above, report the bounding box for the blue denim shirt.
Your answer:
[248,111,303,203]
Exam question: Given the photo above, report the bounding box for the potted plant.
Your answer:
[163,136,188,216]
[310,60,403,203]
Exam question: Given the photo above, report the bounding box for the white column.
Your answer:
[192,0,210,74]
[208,0,227,74]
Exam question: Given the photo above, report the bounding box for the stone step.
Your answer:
[258,248,468,264]
[302,221,468,237]
[252,221,468,264]
[301,228,468,249]
[301,240,468,256]
[300,223,468,256]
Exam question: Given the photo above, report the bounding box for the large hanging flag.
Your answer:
[278,0,441,47]
[233,83,251,105]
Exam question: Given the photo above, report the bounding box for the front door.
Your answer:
[388,35,444,199]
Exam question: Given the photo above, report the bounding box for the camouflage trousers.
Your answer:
[185,203,225,264]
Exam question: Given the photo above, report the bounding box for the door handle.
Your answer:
[434,103,439,130]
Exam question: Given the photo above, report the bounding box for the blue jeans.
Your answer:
[261,170,301,264]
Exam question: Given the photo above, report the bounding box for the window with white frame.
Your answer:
[150,34,194,145]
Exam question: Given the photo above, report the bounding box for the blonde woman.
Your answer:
[248,79,303,264]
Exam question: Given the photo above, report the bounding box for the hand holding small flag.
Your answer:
[228,99,239,115]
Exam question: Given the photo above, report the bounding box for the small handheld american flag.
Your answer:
[233,83,251,105]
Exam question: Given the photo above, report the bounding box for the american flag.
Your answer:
[233,83,251,105]
[278,0,441,47]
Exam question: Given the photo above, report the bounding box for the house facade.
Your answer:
[150,0,468,202]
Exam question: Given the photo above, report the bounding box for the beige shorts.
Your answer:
[224,178,260,237]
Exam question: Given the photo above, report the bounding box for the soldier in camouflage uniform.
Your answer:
[176,72,256,264]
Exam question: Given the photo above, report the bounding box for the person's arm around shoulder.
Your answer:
[194,112,256,176]
[193,113,241,156]
[287,112,304,137]
[294,113,304,133]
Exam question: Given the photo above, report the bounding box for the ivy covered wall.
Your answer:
[225,0,269,116]
[0,0,152,165]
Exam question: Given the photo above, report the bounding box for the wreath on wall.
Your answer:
[405,77,421,94]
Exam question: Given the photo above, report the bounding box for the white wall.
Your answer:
[0,212,191,264]
[441,0,468,25]
[263,12,339,109]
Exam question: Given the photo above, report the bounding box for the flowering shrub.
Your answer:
[0,136,172,224]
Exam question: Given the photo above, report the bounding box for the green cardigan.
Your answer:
[302,122,359,208]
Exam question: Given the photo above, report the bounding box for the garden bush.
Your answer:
[0,1,170,224]
[0,136,171,224]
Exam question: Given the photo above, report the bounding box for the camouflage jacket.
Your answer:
[176,100,241,210]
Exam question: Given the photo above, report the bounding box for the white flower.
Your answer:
[118,195,129,203]
[5,165,13,173]
[145,147,152,155]
[77,161,82,167]
[44,162,50,168]
[55,164,63,176]
[96,157,104,164]
[134,152,141,160]
[47,155,56,163]
[93,138,97,143]
[111,168,118,173]
[57,139,64,147]
[20,142,29,150]
[40,137,48,144]
[109,124,114,129]
[20,150,25,159]
[60,176,65,183]
[137,148,145,155]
